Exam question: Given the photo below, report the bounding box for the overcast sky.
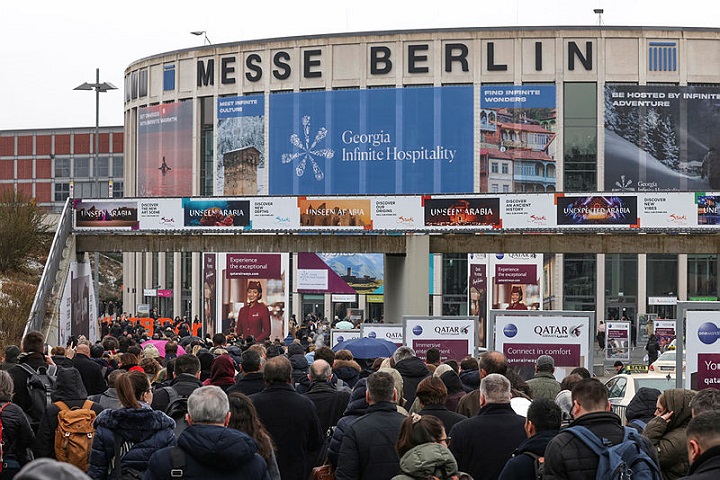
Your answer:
[2,0,718,130]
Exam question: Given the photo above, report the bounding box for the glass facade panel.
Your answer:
[564,254,597,311]
[54,183,70,202]
[563,83,597,191]
[95,156,109,177]
[442,254,468,315]
[647,254,678,297]
[200,96,214,196]
[688,254,718,299]
[55,157,70,177]
[74,158,89,177]
[112,157,124,178]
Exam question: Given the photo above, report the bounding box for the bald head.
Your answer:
[75,344,91,357]
[309,359,332,382]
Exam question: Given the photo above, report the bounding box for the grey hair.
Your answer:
[392,346,416,364]
[0,370,13,401]
[187,385,230,424]
[480,373,511,404]
[309,359,332,382]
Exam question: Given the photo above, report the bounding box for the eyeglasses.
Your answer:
[439,437,451,445]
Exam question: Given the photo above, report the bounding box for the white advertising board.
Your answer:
[605,321,631,361]
[360,324,404,347]
[331,329,361,348]
[403,317,477,362]
[685,311,720,390]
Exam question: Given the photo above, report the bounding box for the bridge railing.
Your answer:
[26,198,73,335]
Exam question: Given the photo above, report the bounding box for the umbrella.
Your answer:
[331,337,399,359]
[141,339,186,358]
[335,320,355,330]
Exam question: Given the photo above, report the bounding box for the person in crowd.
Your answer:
[139,357,163,386]
[328,378,371,468]
[459,357,480,392]
[450,373,527,480]
[227,349,266,396]
[681,410,720,479]
[287,342,310,389]
[433,364,466,413]
[614,360,628,374]
[425,348,441,373]
[415,376,467,434]
[569,367,592,379]
[597,321,606,350]
[554,389,574,429]
[332,349,362,389]
[151,354,203,412]
[50,346,74,369]
[15,458,91,480]
[89,344,112,379]
[9,331,53,430]
[304,359,351,435]
[646,334,661,366]
[526,355,562,401]
[228,392,280,480]
[196,348,214,382]
[72,344,107,395]
[250,355,323,480]
[1,345,21,371]
[498,398,562,480]
[393,347,431,408]
[144,386,268,480]
[559,373,584,392]
[391,414,459,480]
[117,352,140,372]
[336,371,406,480]
[163,341,178,365]
[202,353,236,392]
[89,369,126,410]
[33,367,105,459]
[690,388,720,417]
[0,370,35,478]
[625,387,661,433]
[543,378,658,480]
[644,389,696,480]
[88,370,175,479]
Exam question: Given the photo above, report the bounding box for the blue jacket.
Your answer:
[143,424,269,480]
[88,405,176,480]
[498,430,559,480]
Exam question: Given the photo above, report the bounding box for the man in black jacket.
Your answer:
[392,346,430,407]
[682,410,720,479]
[304,359,351,435]
[543,378,659,480]
[9,331,53,430]
[336,371,405,480]
[151,354,202,411]
[450,373,527,480]
[227,349,265,396]
[71,344,106,395]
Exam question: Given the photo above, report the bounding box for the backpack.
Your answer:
[628,419,647,432]
[566,425,662,480]
[54,400,96,472]
[0,402,9,474]
[17,363,57,430]
[160,387,189,435]
[111,432,143,480]
[523,452,545,480]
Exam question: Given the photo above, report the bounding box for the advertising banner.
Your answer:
[423,197,501,228]
[371,196,424,230]
[217,95,266,196]
[403,317,477,362]
[137,101,194,197]
[211,253,289,341]
[298,197,372,229]
[250,197,299,230]
[495,314,591,380]
[74,200,139,229]
[59,262,99,347]
[331,329,361,348]
[203,254,217,336]
[182,198,251,228]
[138,199,184,230]
[468,257,488,348]
[360,324,404,347]
[697,194,720,227]
[480,85,558,193]
[490,254,543,311]
[638,193,695,228]
[501,194,555,229]
[556,195,639,227]
[269,86,474,195]
[604,84,720,192]
[605,321,631,361]
[686,311,720,390]
[654,320,677,350]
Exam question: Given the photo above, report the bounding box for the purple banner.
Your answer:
[608,328,628,339]
[226,254,282,279]
[504,343,581,368]
[557,196,638,225]
[696,353,720,390]
[424,198,500,227]
[495,264,538,284]
[470,264,486,289]
[412,339,469,363]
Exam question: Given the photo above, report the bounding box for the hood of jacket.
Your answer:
[51,366,88,401]
[459,369,480,391]
[343,378,369,415]
[439,370,465,394]
[178,424,260,470]
[95,406,175,444]
[625,387,662,423]
[289,354,309,371]
[398,443,458,478]
[333,359,361,373]
[663,388,696,429]
[395,356,431,379]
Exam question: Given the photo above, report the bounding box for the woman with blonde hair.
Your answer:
[88,370,175,479]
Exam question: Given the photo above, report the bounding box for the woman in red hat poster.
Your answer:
[507,285,529,310]
[236,280,272,341]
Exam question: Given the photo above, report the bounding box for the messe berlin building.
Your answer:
[116,26,720,335]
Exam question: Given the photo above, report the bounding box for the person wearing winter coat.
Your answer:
[625,387,661,433]
[646,334,661,366]
[415,376,467,434]
[88,371,175,480]
[435,365,466,413]
[0,370,35,478]
[202,354,236,392]
[328,378,371,468]
[393,347,431,408]
[681,410,720,480]
[498,398,561,480]
[644,388,696,480]
[332,351,362,390]
[144,386,269,480]
[391,414,459,480]
[32,367,105,459]
[287,343,310,388]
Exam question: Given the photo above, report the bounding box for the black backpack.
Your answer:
[17,363,57,430]
[523,452,545,480]
[159,387,189,435]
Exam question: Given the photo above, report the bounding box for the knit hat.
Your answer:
[4,345,20,363]
[288,343,305,356]
[143,344,161,359]
[536,354,555,368]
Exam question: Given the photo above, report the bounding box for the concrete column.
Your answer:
[638,254,647,316]
[173,252,182,318]
[291,253,302,322]
[678,254,688,301]
[192,252,201,321]
[384,236,430,323]
[555,253,564,309]
[122,252,135,316]
[433,254,443,315]
[134,252,144,316]
[596,254,606,324]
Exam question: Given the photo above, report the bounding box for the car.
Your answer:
[649,350,686,375]
[604,373,677,423]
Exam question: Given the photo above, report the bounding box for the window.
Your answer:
[112,181,124,198]
[54,183,70,202]
[74,158,89,178]
[164,64,176,91]
[491,184,498,193]
[564,254,597,311]
[442,254,468,316]
[491,162,499,173]
[112,157,124,178]
[200,96,214,196]
[95,157,109,177]
[501,164,509,174]
[55,157,70,177]
[564,83,597,191]
[688,254,717,299]
[502,185,509,193]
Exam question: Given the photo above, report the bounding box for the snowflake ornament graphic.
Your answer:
[281,116,334,181]
[614,175,634,191]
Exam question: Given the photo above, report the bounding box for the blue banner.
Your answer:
[269,86,473,195]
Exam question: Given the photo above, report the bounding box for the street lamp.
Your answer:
[74,68,117,317]
[191,30,212,45]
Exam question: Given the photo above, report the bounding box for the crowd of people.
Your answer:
[0,315,719,479]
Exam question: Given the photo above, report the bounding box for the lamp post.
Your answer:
[191,31,212,45]
[74,68,117,317]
